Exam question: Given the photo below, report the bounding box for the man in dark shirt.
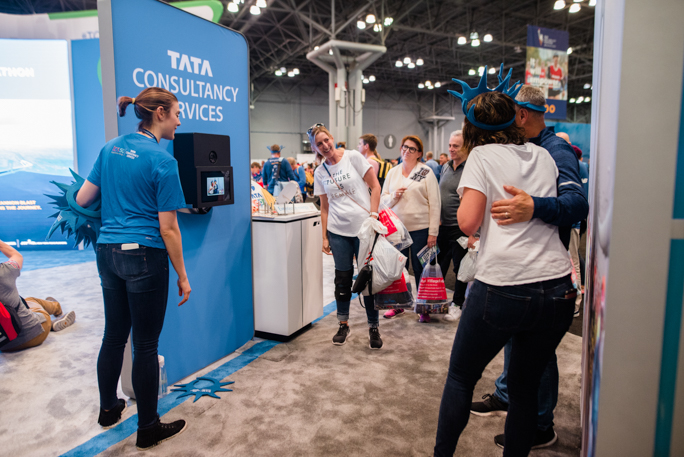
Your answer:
[470,85,588,450]
[437,130,478,322]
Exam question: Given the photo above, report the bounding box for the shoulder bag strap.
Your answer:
[322,162,370,215]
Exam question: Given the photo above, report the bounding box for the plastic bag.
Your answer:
[457,236,479,283]
[414,262,450,314]
[366,235,406,294]
[358,217,389,266]
[378,204,413,251]
[374,268,414,310]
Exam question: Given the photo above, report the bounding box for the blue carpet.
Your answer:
[18,250,96,272]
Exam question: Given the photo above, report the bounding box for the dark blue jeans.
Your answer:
[96,244,170,429]
[401,228,430,286]
[327,231,379,327]
[434,276,574,457]
[494,341,558,431]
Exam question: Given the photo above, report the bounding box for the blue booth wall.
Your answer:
[71,39,105,176]
[548,120,592,162]
[98,0,254,384]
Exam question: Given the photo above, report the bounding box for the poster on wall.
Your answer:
[0,39,75,249]
[526,26,569,119]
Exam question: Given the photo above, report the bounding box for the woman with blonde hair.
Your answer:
[309,124,384,349]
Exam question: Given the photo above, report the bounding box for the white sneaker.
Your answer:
[443,304,462,322]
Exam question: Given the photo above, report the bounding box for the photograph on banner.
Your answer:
[0,38,75,249]
[526,26,569,119]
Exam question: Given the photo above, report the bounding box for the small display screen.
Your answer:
[207,177,225,197]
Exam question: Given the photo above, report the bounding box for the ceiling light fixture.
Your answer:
[227,2,238,13]
[470,32,479,40]
[457,36,467,45]
[416,58,424,66]
[478,66,485,75]
[567,47,573,54]
[569,3,581,13]
[384,17,393,26]
[293,68,299,75]
[418,83,425,89]
[583,83,591,89]
[373,24,382,32]
[554,0,566,10]
[403,57,411,64]
[468,68,476,75]
[287,71,295,77]
[408,62,415,69]
[427,85,434,90]
[256,0,266,8]
[425,80,431,86]
[483,34,493,42]
[274,70,282,76]
[488,67,496,74]
[585,96,591,102]
[329,49,333,55]
[395,60,403,67]
[366,14,376,23]
[280,67,286,72]
[577,96,584,103]
[569,98,576,103]
[249,5,260,15]
[471,39,480,47]
[589,0,597,5]
[369,75,376,82]
[363,78,370,84]
[357,20,366,29]
[435,82,441,88]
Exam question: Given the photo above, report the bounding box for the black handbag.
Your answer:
[352,232,380,295]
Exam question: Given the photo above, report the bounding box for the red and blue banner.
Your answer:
[526,26,569,120]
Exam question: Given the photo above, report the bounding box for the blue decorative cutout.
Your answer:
[266,145,285,153]
[45,169,102,248]
[171,377,234,402]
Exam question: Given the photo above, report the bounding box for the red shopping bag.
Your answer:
[374,269,414,310]
[415,263,450,314]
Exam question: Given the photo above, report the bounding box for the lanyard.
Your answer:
[139,128,158,143]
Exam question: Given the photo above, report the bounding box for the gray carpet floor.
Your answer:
[0,255,582,457]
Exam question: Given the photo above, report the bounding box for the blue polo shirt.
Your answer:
[87,133,187,249]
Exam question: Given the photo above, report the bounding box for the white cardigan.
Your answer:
[381,162,441,236]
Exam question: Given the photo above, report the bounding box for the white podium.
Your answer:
[252,210,323,340]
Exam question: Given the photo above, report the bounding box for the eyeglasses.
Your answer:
[401,144,419,154]
[307,123,325,136]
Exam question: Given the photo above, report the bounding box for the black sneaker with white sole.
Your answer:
[368,327,383,349]
[494,426,558,450]
[98,398,127,429]
[470,393,508,416]
[136,419,187,450]
[332,323,350,345]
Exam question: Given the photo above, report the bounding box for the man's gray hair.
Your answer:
[450,130,463,138]
[515,85,546,108]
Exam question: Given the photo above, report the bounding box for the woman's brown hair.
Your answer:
[117,87,178,131]
[461,92,526,156]
[401,135,424,158]
[309,125,334,164]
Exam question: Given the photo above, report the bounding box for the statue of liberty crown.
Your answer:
[448,64,524,131]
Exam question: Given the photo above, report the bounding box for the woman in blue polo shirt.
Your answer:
[77,87,190,450]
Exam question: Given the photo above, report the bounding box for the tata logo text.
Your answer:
[130,49,241,123]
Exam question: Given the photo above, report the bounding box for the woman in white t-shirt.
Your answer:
[310,124,384,350]
[380,135,441,323]
[434,92,575,456]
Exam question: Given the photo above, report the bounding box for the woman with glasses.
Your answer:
[309,124,384,349]
[380,135,441,322]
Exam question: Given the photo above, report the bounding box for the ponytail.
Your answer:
[117,87,178,130]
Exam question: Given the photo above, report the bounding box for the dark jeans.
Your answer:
[434,275,574,457]
[327,231,379,327]
[494,342,558,431]
[401,228,430,286]
[96,244,170,429]
[437,225,469,307]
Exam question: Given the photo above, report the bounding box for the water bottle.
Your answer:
[158,355,168,398]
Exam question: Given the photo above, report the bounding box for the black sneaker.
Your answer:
[136,419,187,450]
[368,327,383,349]
[470,393,508,417]
[494,426,558,450]
[332,323,350,345]
[97,399,127,429]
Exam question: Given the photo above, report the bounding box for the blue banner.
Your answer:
[526,26,569,120]
[0,39,75,250]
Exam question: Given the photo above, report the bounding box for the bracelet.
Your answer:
[370,212,379,217]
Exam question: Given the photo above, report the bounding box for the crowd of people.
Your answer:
[1,77,589,455]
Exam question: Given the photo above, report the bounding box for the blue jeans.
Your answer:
[327,231,379,327]
[434,276,574,457]
[494,341,558,431]
[401,228,430,286]
[96,244,170,429]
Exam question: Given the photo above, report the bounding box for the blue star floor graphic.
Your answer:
[171,377,234,402]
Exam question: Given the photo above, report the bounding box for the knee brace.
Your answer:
[334,269,354,302]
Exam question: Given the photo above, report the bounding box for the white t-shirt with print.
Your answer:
[457,142,572,286]
[314,149,372,237]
